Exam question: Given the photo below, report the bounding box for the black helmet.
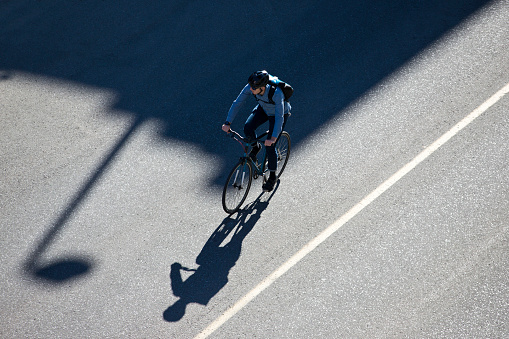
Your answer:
[248,70,269,89]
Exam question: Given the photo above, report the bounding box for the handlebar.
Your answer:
[227,129,244,141]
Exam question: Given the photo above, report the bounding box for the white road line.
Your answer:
[195,82,509,339]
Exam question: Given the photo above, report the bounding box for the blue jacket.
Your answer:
[226,76,291,139]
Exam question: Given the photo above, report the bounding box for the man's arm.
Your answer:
[270,88,285,141]
[225,84,251,124]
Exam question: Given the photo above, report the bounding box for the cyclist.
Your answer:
[222,70,291,192]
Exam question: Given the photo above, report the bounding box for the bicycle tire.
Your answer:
[275,131,291,178]
[222,160,253,214]
[263,131,291,180]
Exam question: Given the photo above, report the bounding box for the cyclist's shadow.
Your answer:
[163,183,279,322]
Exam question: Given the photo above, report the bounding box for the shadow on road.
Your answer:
[22,117,145,283]
[1,1,491,171]
[163,186,278,322]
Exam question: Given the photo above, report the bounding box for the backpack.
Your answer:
[267,79,293,104]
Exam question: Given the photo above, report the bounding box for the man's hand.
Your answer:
[265,137,277,147]
[222,124,231,133]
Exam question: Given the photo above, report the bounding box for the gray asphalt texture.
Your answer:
[1,1,508,338]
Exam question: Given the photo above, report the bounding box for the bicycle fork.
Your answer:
[233,163,247,189]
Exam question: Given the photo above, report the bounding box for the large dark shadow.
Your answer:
[163,187,278,322]
[2,1,491,282]
[0,1,492,173]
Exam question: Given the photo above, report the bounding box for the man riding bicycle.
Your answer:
[222,70,291,192]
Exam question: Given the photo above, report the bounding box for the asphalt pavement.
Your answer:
[1,1,508,338]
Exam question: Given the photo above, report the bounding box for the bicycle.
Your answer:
[222,128,291,214]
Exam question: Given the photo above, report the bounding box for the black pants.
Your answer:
[244,106,289,171]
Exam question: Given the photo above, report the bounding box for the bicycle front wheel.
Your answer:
[222,161,253,214]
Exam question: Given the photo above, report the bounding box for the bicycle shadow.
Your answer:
[163,183,279,322]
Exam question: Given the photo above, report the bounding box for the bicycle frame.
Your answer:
[227,129,269,178]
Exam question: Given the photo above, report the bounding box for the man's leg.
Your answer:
[265,114,289,172]
[263,114,289,191]
[244,106,268,162]
[244,105,268,142]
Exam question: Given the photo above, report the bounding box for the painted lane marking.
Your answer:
[195,82,509,339]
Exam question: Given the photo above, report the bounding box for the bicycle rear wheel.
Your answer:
[274,131,291,178]
[222,160,253,214]
[263,131,291,180]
